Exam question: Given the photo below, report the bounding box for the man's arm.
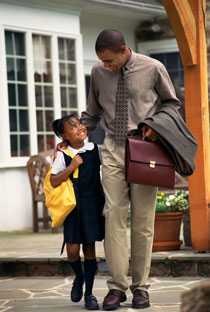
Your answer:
[81,67,102,131]
[155,62,181,109]
[142,62,181,140]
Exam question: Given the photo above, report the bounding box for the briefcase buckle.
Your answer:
[150,161,156,168]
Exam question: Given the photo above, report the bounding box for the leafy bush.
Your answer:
[156,190,188,213]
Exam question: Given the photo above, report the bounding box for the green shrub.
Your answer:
[156,190,189,213]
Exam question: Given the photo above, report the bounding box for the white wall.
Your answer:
[0,3,81,231]
[0,168,32,231]
[81,14,138,74]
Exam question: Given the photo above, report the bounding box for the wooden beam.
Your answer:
[163,0,197,65]
[163,0,210,251]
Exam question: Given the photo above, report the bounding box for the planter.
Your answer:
[153,212,183,251]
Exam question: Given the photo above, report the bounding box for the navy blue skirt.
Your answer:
[62,144,105,245]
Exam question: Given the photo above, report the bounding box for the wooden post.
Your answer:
[163,0,210,250]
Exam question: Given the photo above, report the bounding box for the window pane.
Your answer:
[66,39,75,61]
[34,60,42,82]
[10,135,18,156]
[61,87,67,107]
[8,83,16,106]
[7,58,15,80]
[16,59,26,81]
[166,52,178,70]
[44,86,53,107]
[45,110,54,131]
[150,53,165,63]
[36,110,44,131]
[9,109,17,131]
[43,62,52,82]
[15,32,25,56]
[33,35,51,59]
[69,88,77,108]
[67,64,76,84]
[20,135,30,156]
[5,31,13,55]
[18,84,27,107]
[19,110,29,131]
[61,110,77,117]
[58,38,65,60]
[42,36,51,59]
[47,135,55,149]
[38,135,44,152]
[35,86,42,107]
[59,63,66,84]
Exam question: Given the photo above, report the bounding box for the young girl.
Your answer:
[50,114,104,310]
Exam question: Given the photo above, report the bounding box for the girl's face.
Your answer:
[63,117,87,146]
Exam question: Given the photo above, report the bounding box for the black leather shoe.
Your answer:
[103,289,127,311]
[132,289,150,309]
[84,294,99,310]
[71,277,84,302]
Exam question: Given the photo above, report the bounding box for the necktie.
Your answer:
[114,68,129,144]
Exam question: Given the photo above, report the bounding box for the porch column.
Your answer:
[163,0,210,250]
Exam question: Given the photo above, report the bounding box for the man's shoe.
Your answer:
[103,289,127,311]
[132,289,150,309]
[84,294,99,310]
[70,277,84,302]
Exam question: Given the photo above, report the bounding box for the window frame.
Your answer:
[0,26,85,168]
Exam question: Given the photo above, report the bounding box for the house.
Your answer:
[0,0,209,231]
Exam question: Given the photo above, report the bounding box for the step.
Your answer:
[1,254,210,277]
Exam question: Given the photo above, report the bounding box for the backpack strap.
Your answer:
[61,147,79,179]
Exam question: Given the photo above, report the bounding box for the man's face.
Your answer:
[97,48,126,72]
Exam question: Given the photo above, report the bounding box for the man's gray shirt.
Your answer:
[82,52,180,134]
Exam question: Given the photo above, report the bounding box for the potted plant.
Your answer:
[153,190,189,251]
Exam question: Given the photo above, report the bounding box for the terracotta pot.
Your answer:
[153,212,183,251]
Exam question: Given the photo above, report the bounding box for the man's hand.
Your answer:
[142,126,157,141]
[52,141,68,161]
[57,141,68,151]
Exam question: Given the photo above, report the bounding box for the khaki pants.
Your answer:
[101,136,157,292]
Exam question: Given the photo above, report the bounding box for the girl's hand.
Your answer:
[69,155,83,171]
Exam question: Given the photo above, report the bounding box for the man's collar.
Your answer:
[123,49,135,71]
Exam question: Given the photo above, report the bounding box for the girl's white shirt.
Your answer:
[51,141,94,175]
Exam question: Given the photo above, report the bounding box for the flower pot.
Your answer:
[153,212,183,251]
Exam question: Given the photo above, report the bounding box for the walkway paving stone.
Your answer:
[0,276,206,312]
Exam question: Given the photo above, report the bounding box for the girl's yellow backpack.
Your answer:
[44,148,78,228]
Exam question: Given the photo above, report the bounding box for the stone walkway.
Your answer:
[0,276,206,312]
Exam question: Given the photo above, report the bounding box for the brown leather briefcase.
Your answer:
[126,136,175,188]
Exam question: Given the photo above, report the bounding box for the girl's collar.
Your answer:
[68,141,94,154]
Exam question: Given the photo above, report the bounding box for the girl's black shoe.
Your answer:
[84,294,99,310]
[71,277,84,302]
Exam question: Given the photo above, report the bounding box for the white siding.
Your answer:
[0,3,82,231]
[81,14,138,74]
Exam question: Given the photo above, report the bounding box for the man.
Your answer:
[82,29,180,310]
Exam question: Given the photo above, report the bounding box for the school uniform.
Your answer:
[51,142,105,247]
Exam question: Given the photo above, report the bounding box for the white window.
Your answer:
[2,29,83,161]
[5,31,30,157]
[33,34,55,152]
[58,37,78,117]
